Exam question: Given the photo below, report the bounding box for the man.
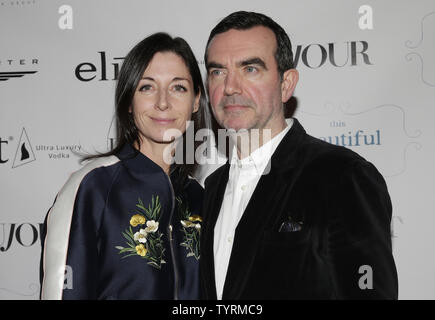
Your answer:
[200,11,398,299]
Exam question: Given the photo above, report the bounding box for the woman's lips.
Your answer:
[150,117,176,125]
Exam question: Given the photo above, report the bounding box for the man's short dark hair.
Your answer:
[205,11,295,77]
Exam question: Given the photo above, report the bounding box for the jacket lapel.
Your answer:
[222,119,307,299]
[200,164,230,299]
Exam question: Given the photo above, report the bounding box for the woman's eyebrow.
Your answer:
[172,77,190,82]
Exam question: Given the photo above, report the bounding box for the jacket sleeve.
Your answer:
[328,159,398,299]
[40,170,106,300]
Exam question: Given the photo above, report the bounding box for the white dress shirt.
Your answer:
[213,119,293,299]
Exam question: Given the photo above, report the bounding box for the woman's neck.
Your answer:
[134,140,173,174]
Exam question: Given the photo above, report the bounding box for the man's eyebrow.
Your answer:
[206,61,225,70]
[206,58,267,70]
[238,57,267,70]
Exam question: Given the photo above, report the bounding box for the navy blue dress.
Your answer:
[40,144,203,300]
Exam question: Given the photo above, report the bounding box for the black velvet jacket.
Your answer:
[200,118,398,299]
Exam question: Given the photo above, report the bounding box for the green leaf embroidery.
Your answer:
[177,196,201,260]
[116,195,166,269]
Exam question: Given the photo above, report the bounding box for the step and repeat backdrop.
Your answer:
[1,0,434,299]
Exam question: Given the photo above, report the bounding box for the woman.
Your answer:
[40,33,207,299]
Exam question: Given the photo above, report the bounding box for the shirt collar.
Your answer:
[229,118,294,173]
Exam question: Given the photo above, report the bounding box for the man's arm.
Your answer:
[328,159,398,299]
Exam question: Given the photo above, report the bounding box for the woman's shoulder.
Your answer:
[75,154,120,181]
[59,155,122,197]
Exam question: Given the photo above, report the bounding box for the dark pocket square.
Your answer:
[278,217,303,232]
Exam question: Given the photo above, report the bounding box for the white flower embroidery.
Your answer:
[181,220,195,228]
[134,228,147,243]
[145,220,159,233]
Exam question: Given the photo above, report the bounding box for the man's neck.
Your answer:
[234,119,288,159]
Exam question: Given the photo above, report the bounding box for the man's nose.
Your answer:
[156,89,170,111]
[223,71,242,96]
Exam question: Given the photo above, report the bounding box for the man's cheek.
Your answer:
[211,92,222,110]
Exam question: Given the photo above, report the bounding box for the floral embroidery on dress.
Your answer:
[177,196,201,260]
[115,195,166,269]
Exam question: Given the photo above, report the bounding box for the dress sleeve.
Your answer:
[328,159,398,299]
[40,166,109,300]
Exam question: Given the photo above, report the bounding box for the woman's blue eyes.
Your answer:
[138,84,187,92]
[139,84,152,91]
[174,85,187,92]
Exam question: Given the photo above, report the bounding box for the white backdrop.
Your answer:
[1,0,434,299]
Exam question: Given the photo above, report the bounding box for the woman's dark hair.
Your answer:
[85,32,207,180]
[204,11,295,77]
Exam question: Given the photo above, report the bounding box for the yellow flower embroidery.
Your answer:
[135,244,147,257]
[188,215,202,222]
[117,196,165,269]
[130,214,146,227]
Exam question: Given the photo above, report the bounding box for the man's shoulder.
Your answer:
[284,132,381,182]
[300,133,368,168]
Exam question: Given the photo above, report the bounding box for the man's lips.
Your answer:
[150,117,176,124]
[223,104,248,112]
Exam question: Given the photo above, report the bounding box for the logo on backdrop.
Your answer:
[293,41,373,69]
[299,102,421,177]
[0,1,37,8]
[0,222,43,252]
[107,116,117,151]
[12,128,36,168]
[0,58,39,82]
[75,51,125,81]
[0,127,82,168]
[405,11,435,87]
[74,41,373,82]
[0,221,43,298]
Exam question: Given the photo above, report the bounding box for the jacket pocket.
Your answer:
[262,227,311,247]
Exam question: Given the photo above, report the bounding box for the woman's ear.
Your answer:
[281,69,299,103]
[193,92,200,113]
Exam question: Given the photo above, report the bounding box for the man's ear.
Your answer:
[281,69,299,103]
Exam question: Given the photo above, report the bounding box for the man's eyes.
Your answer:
[209,69,224,76]
[245,66,259,73]
[208,66,259,77]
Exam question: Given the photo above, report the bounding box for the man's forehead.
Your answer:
[207,26,277,62]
